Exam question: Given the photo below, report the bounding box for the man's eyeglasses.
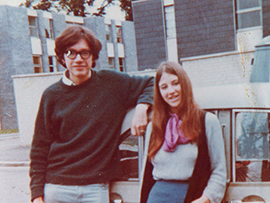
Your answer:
[65,50,92,59]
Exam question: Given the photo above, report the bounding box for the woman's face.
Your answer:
[158,72,181,113]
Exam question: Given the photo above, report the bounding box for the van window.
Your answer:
[119,133,139,180]
[234,111,270,182]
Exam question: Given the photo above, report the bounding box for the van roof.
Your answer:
[193,83,270,109]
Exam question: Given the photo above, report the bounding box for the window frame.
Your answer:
[33,55,43,73]
[119,57,125,72]
[28,16,39,37]
[116,26,123,44]
[164,4,177,39]
[232,109,270,183]
[235,0,262,30]
[45,18,54,39]
[105,24,112,42]
[48,56,57,72]
[108,57,115,69]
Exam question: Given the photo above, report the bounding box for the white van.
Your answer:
[111,82,270,203]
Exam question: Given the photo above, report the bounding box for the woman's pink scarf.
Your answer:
[163,114,190,152]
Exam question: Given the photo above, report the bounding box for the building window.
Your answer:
[235,0,262,29]
[45,19,54,39]
[119,58,125,72]
[108,57,115,69]
[105,24,112,42]
[116,26,123,43]
[28,16,39,37]
[164,5,176,38]
[48,56,57,72]
[33,56,42,73]
[163,2,178,62]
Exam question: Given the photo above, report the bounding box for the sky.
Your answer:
[0,0,125,20]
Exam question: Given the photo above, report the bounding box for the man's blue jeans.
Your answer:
[44,183,110,203]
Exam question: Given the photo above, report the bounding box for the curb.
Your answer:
[0,133,20,140]
[0,161,30,167]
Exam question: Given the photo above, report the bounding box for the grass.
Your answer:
[0,129,19,134]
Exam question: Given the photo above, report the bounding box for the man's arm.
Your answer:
[131,103,150,136]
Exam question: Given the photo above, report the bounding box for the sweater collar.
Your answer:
[62,70,91,86]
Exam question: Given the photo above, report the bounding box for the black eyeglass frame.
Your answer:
[65,49,92,59]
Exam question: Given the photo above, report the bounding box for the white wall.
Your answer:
[181,51,255,88]
[12,73,62,144]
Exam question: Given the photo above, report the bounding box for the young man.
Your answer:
[30,25,154,203]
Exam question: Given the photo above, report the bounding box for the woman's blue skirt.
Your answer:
[147,180,189,203]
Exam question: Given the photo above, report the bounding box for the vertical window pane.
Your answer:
[48,56,57,72]
[28,16,38,37]
[116,26,123,43]
[237,10,261,29]
[28,16,39,37]
[34,67,42,73]
[48,56,53,65]
[108,57,115,69]
[164,6,176,38]
[237,0,260,10]
[106,24,112,42]
[28,16,36,26]
[33,56,41,65]
[33,56,42,73]
[119,58,125,72]
[236,0,262,29]
[45,19,54,39]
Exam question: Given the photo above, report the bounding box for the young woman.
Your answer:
[140,61,227,203]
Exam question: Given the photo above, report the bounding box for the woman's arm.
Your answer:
[202,113,227,203]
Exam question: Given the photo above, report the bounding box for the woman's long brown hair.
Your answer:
[148,61,202,159]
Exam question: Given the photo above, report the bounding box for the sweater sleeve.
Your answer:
[98,69,154,108]
[124,73,154,108]
[29,92,55,201]
[203,113,227,203]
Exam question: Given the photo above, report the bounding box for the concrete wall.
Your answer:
[181,51,254,88]
[12,73,62,143]
[0,6,34,129]
[122,21,138,72]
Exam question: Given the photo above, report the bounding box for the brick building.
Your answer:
[0,5,138,130]
[132,0,270,87]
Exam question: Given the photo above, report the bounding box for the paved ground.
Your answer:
[0,133,31,202]
[0,133,30,165]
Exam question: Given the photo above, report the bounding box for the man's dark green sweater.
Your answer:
[30,69,154,201]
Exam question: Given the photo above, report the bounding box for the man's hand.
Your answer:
[33,197,44,203]
[131,103,150,136]
[191,195,210,203]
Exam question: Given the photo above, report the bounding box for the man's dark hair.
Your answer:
[55,25,102,68]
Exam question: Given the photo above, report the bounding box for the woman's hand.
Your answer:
[131,103,149,136]
[33,197,44,203]
[191,195,210,203]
